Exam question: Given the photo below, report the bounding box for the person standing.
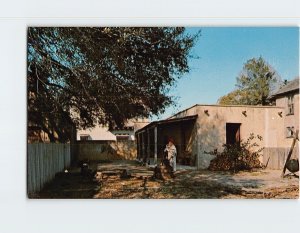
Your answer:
[164,138,177,172]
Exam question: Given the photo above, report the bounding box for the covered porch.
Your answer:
[135,115,198,167]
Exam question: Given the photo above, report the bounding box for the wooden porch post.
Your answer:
[142,132,145,162]
[137,133,140,159]
[147,129,150,164]
[154,126,158,165]
[139,133,143,160]
[197,134,200,169]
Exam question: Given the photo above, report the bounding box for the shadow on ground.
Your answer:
[36,172,99,199]
[34,161,299,199]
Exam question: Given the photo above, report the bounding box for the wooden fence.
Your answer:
[263,146,299,170]
[27,143,71,195]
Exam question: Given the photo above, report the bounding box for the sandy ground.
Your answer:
[36,160,299,199]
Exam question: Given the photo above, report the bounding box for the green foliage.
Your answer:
[27,27,199,142]
[217,89,249,105]
[218,56,282,105]
[208,133,264,171]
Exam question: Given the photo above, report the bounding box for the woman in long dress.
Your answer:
[164,138,177,172]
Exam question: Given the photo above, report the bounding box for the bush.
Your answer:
[207,133,264,171]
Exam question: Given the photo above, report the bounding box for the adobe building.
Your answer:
[136,104,285,169]
[136,77,299,170]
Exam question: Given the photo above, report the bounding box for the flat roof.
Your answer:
[137,104,284,133]
[195,104,283,108]
[170,104,284,119]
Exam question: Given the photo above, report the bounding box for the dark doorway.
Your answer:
[226,123,241,145]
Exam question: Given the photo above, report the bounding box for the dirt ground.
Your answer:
[36,160,299,199]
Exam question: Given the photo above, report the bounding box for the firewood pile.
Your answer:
[208,157,233,171]
[207,134,264,172]
[207,146,262,171]
[208,154,261,171]
[208,153,261,171]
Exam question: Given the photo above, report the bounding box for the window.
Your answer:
[116,135,129,141]
[80,135,90,141]
[287,95,294,115]
[115,133,130,141]
[286,127,295,138]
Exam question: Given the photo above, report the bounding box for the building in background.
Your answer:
[269,77,299,146]
[75,118,150,161]
[28,123,50,142]
[77,118,149,141]
[76,125,116,141]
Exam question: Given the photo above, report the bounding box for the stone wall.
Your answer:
[75,141,137,161]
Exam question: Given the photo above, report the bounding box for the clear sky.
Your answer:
[153,27,299,120]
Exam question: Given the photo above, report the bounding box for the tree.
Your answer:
[27,27,199,142]
[218,56,281,105]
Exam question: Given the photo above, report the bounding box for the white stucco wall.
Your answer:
[111,129,135,141]
[77,125,116,141]
[77,118,149,141]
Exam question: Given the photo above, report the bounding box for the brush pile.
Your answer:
[207,134,263,171]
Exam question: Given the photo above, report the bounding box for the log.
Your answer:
[282,130,299,177]
[152,164,174,180]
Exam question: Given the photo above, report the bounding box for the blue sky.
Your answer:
[154,27,299,120]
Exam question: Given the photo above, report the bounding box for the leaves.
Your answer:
[207,134,264,171]
[27,27,199,142]
[218,56,282,106]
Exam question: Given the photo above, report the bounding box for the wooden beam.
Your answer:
[180,123,185,159]
[196,135,200,169]
[142,132,145,162]
[139,133,142,160]
[281,130,299,177]
[147,129,150,164]
[137,133,140,159]
[154,126,157,164]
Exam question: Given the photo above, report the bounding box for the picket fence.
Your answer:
[27,143,71,195]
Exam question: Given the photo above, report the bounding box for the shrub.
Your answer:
[207,133,264,171]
